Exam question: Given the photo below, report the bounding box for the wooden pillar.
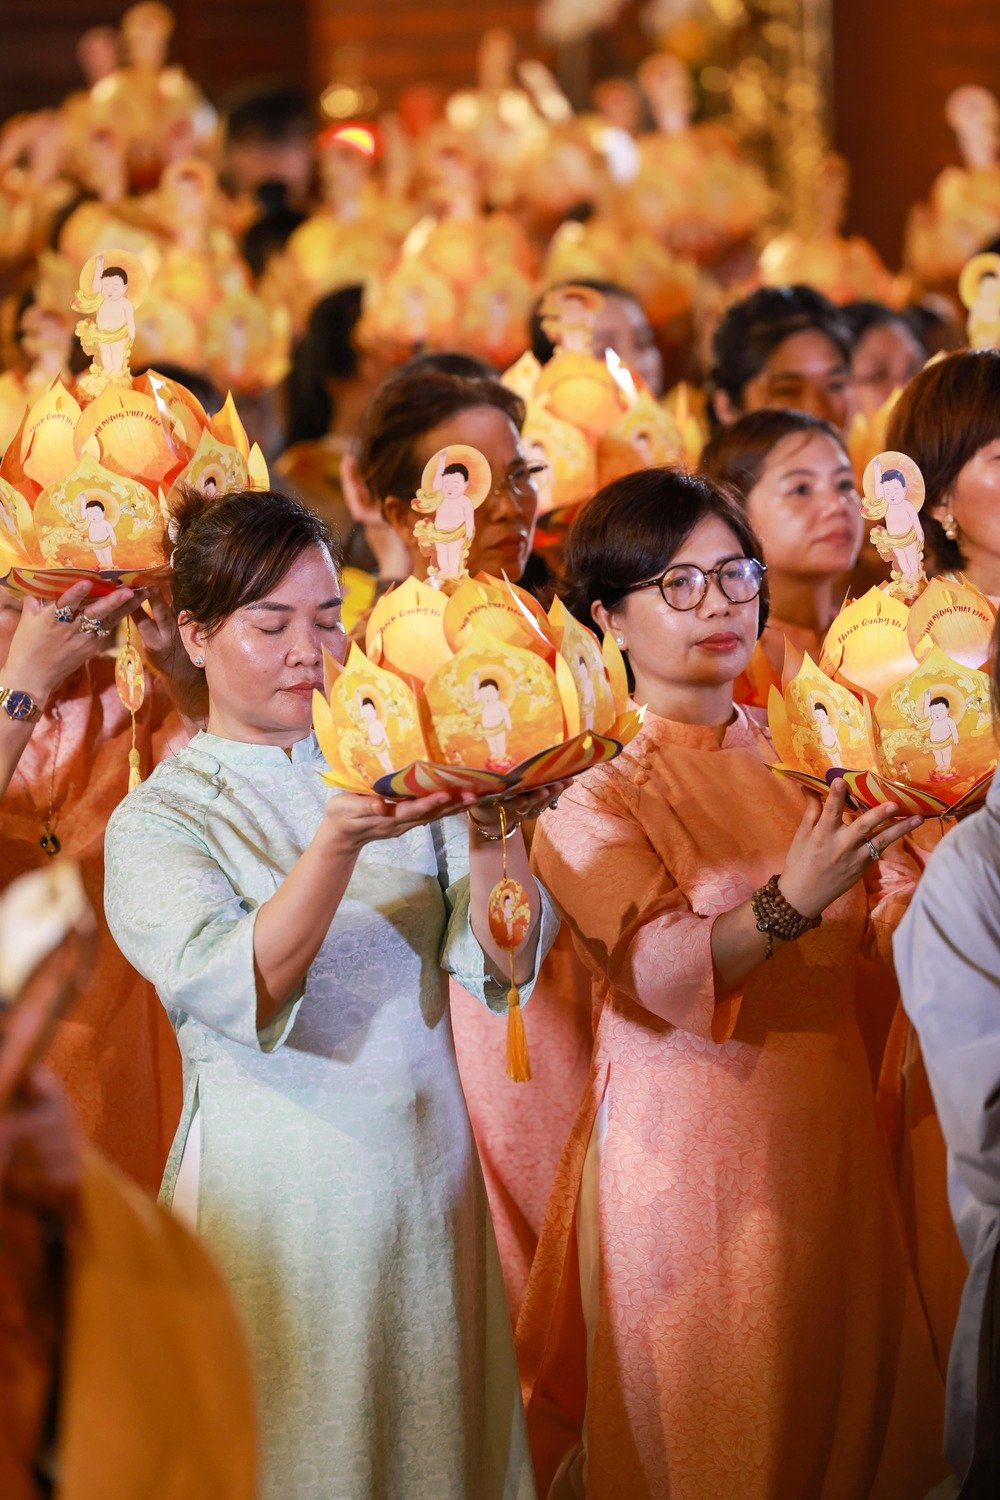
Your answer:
[831,0,1000,266]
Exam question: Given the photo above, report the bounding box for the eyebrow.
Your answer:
[245,597,343,613]
[780,465,854,478]
[667,552,746,570]
[768,363,848,381]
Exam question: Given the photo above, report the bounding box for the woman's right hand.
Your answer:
[777,778,923,920]
[1,582,138,704]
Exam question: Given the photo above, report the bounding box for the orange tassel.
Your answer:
[505,982,531,1082]
[127,746,142,792]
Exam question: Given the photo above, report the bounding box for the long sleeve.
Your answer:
[894,818,1000,1215]
[431,813,559,1015]
[105,795,302,1052]
[531,773,743,1042]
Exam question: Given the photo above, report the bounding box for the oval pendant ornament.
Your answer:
[487,877,532,951]
[115,640,145,714]
[484,802,532,1083]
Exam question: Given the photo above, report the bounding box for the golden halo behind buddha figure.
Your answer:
[959,252,1000,309]
[76,250,151,312]
[418,445,492,508]
[861,451,926,514]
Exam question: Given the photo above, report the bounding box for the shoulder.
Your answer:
[550,746,641,824]
[106,743,221,846]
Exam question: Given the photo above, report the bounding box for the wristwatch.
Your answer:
[0,686,43,724]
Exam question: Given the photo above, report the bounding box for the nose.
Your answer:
[286,623,324,666]
[697,572,732,617]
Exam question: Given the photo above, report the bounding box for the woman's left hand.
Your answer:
[467,778,574,835]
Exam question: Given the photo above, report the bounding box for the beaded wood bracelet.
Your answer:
[751,874,822,960]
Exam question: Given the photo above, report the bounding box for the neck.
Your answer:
[954,546,1000,599]
[631,668,735,735]
[205,706,310,749]
[766,573,841,635]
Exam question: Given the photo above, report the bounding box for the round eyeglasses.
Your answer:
[622,556,767,612]
[488,462,547,502]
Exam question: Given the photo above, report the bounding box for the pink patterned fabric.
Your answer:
[452,926,594,1321]
[519,705,946,1499]
[0,660,185,1192]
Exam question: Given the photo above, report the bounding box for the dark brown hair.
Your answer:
[356,370,525,506]
[171,488,340,636]
[707,284,851,424]
[700,408,847,502]
[886,350,1000,574]
[561,467,769,636]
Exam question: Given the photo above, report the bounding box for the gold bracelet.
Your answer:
[468,813,521,841]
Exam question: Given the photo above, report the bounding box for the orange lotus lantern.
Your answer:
[0,248,269,601]
[768,452,998,816]
[312,443,641,802]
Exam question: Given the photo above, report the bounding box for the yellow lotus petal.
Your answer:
[823,588,919,699]
[602,632,630,717]
[365,575,451,685]
[905,575,997,669]
[208,392,251,459]
[21,381,82,490]
[247,441,270,490]
[554,651,581,738]
[871,645,996,798]
[424,627,564,773]
[74,385,178,492]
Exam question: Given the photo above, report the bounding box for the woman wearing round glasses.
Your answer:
[518,467,945,1499]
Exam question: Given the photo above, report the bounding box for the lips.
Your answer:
[282,682,323,696]
[814,528,857,547]
[696,633,741,649]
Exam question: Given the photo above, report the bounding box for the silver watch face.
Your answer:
[3,690,36,721]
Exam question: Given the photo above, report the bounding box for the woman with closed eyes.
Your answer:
[104,486,563,1500]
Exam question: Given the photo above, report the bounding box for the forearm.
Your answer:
[252,825,361,1029]
[710,899,771,991]
[468,822,541,985]
[0,718,35,800]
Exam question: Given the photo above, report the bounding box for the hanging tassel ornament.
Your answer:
[486,804,533,1083]
[115,618,145,794]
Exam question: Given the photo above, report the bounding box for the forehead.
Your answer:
[668,513,747,566]
[763,429,848,472]
[418,405,522,468]
[855,320,922,361]
[593,294,645,340]
[763,329,846,376]
[242,544,340,604]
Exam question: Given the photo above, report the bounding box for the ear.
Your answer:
[177,611,208,666]
[383,495,417,543]
[710,389,740,425]
[591,599,622,642]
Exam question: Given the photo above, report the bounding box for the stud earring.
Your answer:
[615,635,626,647]
[942,513,960,542]
[194,654,205,668]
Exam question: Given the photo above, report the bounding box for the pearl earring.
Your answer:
[615,635,626,647]
[194,654,205,668]
[942,513,959,542]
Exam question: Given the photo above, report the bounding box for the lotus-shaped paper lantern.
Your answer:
[313,573,642,799]
[768,575,998,816]
[0,250,269,601]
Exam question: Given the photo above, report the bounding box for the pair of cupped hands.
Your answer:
[322,778,576,852]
